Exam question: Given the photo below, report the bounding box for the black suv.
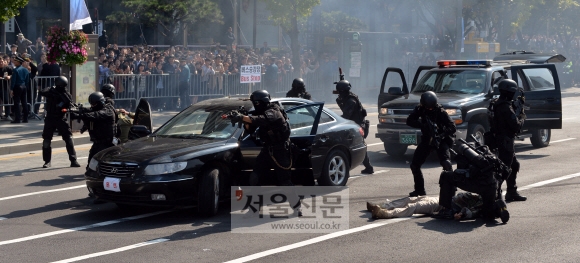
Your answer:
[375,52,565,156]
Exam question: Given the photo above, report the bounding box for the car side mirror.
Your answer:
[388,87,405,95]
[129,125,151,139]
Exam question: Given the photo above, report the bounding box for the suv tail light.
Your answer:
[359,127,365,137]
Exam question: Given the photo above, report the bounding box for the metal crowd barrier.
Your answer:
[0,78,35,120]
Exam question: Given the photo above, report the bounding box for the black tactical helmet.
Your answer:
[250,90,271,104]
[292,78,305,89]
[335,80,351,93]
[498,79,518,94]
[55,76,68,88]
[420,91,438,109]
[100,84,116,98]
[88,92,106,106]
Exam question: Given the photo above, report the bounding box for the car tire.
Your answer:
[317,149,349,186]
[198,168,220,217]
[467,123,486,145]
[384,143,408,157]
[530,129,551,148]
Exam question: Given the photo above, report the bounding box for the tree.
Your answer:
[118,0,223,45]
[320,11,367,34]
[106,11,139,46]
[260,0,320,78]
[415,0,458,54]
[523,0,580,54]
[0,0,29,22]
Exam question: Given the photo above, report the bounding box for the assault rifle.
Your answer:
[221,106,248,128]
[424,117,442,149]
[64,103,91,133]
[459,135,511,197]
[512,87,526,134]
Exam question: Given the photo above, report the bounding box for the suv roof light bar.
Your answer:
[437,60,492,67]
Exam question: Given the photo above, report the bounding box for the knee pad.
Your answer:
[42,139,51,148]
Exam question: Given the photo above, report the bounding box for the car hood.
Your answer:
[380,92,485,109]
[97,137,230,163]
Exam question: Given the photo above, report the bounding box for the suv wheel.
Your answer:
[467,123,486,145]
[384,143,408,157]
[318,150,349,186]
[530,129,551,148]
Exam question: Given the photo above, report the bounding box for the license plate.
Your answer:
[103,177,121,192]
[400,134,417,144]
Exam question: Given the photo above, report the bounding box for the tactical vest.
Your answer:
[258,104,291,145]
[338,92,366,124]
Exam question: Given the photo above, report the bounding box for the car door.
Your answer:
[510,64,562,129]
[238,102,324,170]
[378,67,408,110]
[411,66,436,91]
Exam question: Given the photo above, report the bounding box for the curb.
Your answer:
[0,135,92,156]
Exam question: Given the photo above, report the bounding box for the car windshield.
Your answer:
[154,106,238,139]
[412,70,487,94]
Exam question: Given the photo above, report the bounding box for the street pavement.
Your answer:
[1,92,580,262]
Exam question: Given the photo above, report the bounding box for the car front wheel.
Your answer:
[198,168,220,217]
[530,129,551,148]
[318,150,349,186]
[467,123,486,145]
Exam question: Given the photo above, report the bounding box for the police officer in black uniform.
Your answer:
[228,90,301,214]
[286,78,312,100]
[38,76,80,168]
[488,79,527,202]
[70,92,116,164]
[435,142,510,222]
[334,79,374,174]
[406,91,456,196]
[100,84,116,106]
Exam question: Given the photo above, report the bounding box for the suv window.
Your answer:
[413,70,487,94]
[522,68,556,91]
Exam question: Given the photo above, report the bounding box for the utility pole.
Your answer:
[253,0,257,49]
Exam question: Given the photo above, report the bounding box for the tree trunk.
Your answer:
[125,23,128,46]
[290,10,301,79]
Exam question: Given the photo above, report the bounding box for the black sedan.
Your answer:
[85,97,367,216]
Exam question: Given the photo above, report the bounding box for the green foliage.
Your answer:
[320,11,367,34]
[0,0,29,23]
[106,11,139,25]
[259,0,320,33]
[115,0,223,43]
[259,0,320,77]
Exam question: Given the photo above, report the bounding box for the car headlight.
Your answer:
[88,158,99,171]
[143,162,187,175]
[380,107,388,115]
[445,109,461,116]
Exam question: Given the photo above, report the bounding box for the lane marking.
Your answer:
[563,117,577,120]
[224,172,580,263]
[50,238,170,263]
[0,211,171,246]
[0,217,6,221]
[349,170,389,181]
[0,185,86,201]
[551,138,576,144]
[78,157,88,160]
[367,142,383,147]
[222,218,415,263]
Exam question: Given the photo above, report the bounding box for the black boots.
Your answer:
[505,190,527,202]
[361,167,374,174]
[71,160,81,167]
[42,147,51,168]
[409,190,427,197]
